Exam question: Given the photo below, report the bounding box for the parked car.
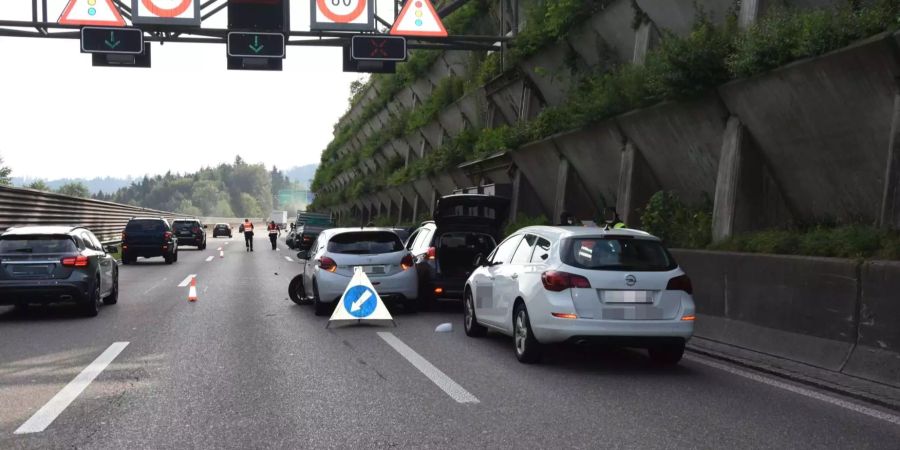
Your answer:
[213,223,232,238]
[172,219,207,249]
[407,194,508,309]
[295,228,418,316]
[463,226,695,365]
[0,226,119,317]
[121,217,178,265]
[291,213,333,251]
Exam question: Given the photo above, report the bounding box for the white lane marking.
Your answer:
[205,256,214,262]
[276,248,281,252]
[688,355,900,426]
[15,342,130,434]
[377,332,479,404]
[225,242,230,245]
[177,275,197,287]
[285,256,294,262]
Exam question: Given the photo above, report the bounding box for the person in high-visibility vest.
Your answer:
[603,207,626,230]
[243,219,255,252]
[267,221,280,250]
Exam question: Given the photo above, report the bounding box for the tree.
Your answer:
[25,180,51,191]
[0,155,11,186]
[56,182,90,198]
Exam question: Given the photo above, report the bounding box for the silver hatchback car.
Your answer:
[463,226,695,364]
[296,228,419,316]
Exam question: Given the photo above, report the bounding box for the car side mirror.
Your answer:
[297,251,308,260]
[103,244,118,254]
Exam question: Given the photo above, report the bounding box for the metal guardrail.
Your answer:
[0,185,183,243]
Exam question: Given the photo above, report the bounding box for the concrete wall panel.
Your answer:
[588,0,636,63]
[521,46,576,107]
[636,0,733,35]
[844,261,900,385]
[509,138,561,217]
[554,122,625,209]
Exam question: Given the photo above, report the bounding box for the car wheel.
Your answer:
[404,299,419,314]
[82,278,102,317]
[421,284,437,311]
[103,269,119,305]
[313,280,330,316]
[200,241,207,250]
[289,275,306,305]
[464,290,487,337]
[173,250,179,263]
[648,341,685,366]
[164,254,174,264]
[513,303,542,364]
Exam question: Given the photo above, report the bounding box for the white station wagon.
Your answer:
[463,226,695,364]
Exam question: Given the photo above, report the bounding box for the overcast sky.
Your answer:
[0,0,400,180]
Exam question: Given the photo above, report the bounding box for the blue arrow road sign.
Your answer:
[343,285,377,318]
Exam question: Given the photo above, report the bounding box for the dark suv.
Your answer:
[172,219,207,249]
[213,223,232,238]
[0,226,119,317]
[122,217,178,264]
[407,194,508,309]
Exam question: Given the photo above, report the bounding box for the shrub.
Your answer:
[640,191,712,249]
[504,214,549,237]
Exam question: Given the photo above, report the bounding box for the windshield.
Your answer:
[327,232,403,255]
[0,236,77,254]
[561,237,676,272]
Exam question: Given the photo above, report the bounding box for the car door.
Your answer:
[493,234,538,333]
[477,234,522,328]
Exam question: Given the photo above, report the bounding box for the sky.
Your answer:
[0,0,402,180]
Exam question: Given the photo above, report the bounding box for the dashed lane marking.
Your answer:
[377,332,479,404]
[177,275,197,287]
[205,256,214,262]
[15,342,130,434]
[285,257,294,262]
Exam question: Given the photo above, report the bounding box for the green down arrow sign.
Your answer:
[105,31,120,49]
[249,36,264,54]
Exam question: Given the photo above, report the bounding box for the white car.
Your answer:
[463,226,695,364]
[296,228,419,316]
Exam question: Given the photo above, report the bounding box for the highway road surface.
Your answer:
[1,235,899,449]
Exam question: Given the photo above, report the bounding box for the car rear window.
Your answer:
[561,237,676,272]
[439,232,496,252]
[303,217,332,227]
[126,220,166,232]
[327,232,403,255]
[0,236,77,254]
[173,221,198,231]
[215,224,228,229]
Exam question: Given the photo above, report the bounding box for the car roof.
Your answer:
[129,217,166,221]
[172,218,200,222]
[516,225,659,241]
[319,227,404,239]
[2,225,82,236]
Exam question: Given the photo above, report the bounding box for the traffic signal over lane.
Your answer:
[227,32,286,58]
[351,36,407,62]
[81,27,144,55]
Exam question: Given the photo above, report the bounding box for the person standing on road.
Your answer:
[243,218,255,252]
[267,221,280,250]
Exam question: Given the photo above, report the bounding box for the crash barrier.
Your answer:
[0,185,180,243]
[672,249,900,388]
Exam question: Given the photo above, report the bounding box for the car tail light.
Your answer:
[541,271,591,292]
[400,254,414,271]
[192,227,200,233]
[666,274,693,294]
[163,231,173,241]
[426,247,436,260]
[320,256,337,272]
[121,231,127,241]
[61,255,89,267]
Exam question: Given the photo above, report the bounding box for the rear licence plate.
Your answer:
[602,290,652,304]
[11,265,52,276]
[357,266,386,275]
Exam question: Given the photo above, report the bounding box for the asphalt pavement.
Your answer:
[1,235,899,449]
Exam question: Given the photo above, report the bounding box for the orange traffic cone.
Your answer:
[188,277,198,302]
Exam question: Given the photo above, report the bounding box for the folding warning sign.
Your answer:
[390,0,447,37]
[328,268,394,327]
[59,0,126,27]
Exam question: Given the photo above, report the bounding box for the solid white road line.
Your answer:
[377,332,479,404]
[205,256,214,262]
[688,355,900,426]
[15,342,130,434]
[285,257,294,262]
[177,275,197,287]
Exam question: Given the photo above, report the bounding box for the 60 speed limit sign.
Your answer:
[310,0,375,31]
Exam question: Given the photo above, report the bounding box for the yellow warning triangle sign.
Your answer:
[390,0,447,37]
[59,0,126,27]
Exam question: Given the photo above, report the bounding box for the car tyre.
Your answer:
[173,250,179,263]
[404,299,419,314]
[289,275,306,305]
[103,269,119,305]
[648,341,685,366]
[200,241,207,251]
[313,280,330,316]
[82,278,102,317]
[513,303,542,364]
[164,254,174,265]
[463,290,487,337]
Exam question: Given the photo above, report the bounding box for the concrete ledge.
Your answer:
[844,260,900,386]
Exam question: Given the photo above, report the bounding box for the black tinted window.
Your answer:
[173,221,198,231]
[327,232,404,255]
[126,220,166,232]
[531,238,552,263]
[0,236,77,254]
[511,235,537,264]
[562,237,675,271]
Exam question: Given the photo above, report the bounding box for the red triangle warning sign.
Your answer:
[390,0,447,37]
[59,0,126,27]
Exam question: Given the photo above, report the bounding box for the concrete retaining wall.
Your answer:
[673,249,900,387]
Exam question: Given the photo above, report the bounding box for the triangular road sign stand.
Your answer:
[59,0,126,26]
[327,267,396,328]
[390,0,447,37]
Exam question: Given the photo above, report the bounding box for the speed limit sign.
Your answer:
[310,0,375,31]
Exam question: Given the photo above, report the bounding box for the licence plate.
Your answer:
[179,231,191,236]
[11,264,52,276]
[602,290,652,304]
[358,265,385,275]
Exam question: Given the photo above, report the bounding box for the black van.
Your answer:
[407,194,509,309]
